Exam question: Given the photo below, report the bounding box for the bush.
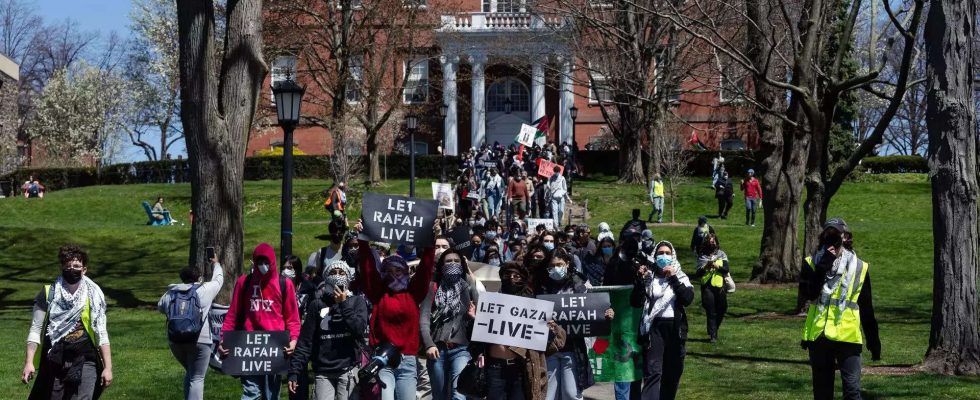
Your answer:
[861,155,928,174]
[576,150,758,178]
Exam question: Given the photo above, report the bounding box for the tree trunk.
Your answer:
[177,0,267,303]
[618,137,645,184]
[921,0,980,375]
[802,116,829,256]
[366,135,382,185]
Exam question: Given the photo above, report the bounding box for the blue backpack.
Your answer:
[167,284,204,343]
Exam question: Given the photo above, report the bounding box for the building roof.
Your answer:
[0,52,19,81]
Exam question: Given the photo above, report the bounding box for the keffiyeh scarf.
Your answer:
[814,248,859,323]
[46,276,106,345]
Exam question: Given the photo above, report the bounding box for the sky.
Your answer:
[35,0,188,162]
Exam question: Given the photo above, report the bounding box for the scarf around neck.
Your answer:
[814,248,859,323]
[46,275,106,346]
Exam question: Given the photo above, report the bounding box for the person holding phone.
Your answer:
[157,251,224,400]
[631,241,694,400]
[288,260,368,400]
[800,218,880,400]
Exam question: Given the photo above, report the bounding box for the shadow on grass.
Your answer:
[687,351,810,365]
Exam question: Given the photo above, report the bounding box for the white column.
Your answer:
[440,54,459,156]
[559,56,574,145]
[531,59,545,123]
[469,52,488,149]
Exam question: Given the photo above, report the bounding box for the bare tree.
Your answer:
[921,0,980,376]
[655,124,695,223]
[266,0,439,186]
[176,0,267,301]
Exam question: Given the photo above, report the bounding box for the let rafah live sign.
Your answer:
[221,331,289,376]
[359,192,438,246]
[537,292,611,337]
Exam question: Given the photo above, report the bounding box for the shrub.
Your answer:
[861,155,928,174]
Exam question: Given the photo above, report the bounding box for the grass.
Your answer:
[0,175,977,399]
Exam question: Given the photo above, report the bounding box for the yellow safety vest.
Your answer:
[801,257,869,344]
[652,180,665,198]
[700,259,725,288]
[34,285,98,366]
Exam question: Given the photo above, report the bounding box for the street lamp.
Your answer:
[406,113,419,197]
[439,104,449,183]
[272,78,305,264]
[569,105,578,196]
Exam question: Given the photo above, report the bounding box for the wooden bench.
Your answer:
[143,201,172,226]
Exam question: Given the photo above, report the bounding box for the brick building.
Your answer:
[248,2,756,157]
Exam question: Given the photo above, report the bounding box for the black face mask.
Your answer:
[501,278,529,296]
[62,269,83,284]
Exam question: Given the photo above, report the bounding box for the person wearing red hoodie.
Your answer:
[219,243,302,400]
[740,169,763,227]
[356,234,435,400]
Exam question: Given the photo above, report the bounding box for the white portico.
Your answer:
[436,13,574,156]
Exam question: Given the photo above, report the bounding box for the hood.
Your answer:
[653,240,682,270]
[598,222,610,232]
[251,242,278,276]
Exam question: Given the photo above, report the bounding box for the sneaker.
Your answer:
[751,224,756,227]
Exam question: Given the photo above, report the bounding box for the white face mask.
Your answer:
[548,266,568,281]
[257,263,271,275]
[282,268,296,279]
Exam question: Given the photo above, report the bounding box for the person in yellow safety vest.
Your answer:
[800,218,880,400]
[22,244,114,400]
[694,232,728,343]
[647,174,665,223]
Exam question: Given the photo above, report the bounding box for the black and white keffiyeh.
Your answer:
[46,276,107,346]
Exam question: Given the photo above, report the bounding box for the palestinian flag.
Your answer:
[532,116,551,147]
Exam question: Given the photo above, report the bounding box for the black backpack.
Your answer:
[166,284,204,343]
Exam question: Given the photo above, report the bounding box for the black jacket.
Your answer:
[631,274,695,342]
[288,288,369,379]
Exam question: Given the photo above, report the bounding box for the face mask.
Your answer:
[442,262,464,283]
[543,242,555,251]
[548,266,568,281]
[62,269,83,284]
[385,273,409,292]
[488,258,501,266]
[602,247,614,256]
[655,255,673,269]
[282,268,296,279]
[257,263,271,274]
[502,278,528,296]
[486,231,497,240]
[346,249,358,260]
[324,272,351,291]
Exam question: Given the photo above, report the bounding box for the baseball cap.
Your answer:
[823,218,849,233]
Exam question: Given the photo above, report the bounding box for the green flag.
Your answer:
[587,285,642,382]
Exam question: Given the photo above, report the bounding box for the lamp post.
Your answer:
[439,104,448,183]
[272,78,305,264]
[406,113,419,197]
[569,105,578,196]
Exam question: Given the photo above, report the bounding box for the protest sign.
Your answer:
[586,286,642,382]
[449,226,473,252]
[526,218,556,232]
[431,182,454,210]
[537,292,611,336]
[537,159,564,178]
[360,192,438,246]
[472,292,555,351]
[515,124,537,146]
[221,330,289,376]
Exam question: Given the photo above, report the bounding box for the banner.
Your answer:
[586,286,642,382]
[537,293,611,336]
[431,182,454,210]
[359,192,438,246]
[221,330,289,376]
[526,218,556,232]
[449,226,473,252]
[516,124,537,146]
[472,292,555,351]
[537,159,564,178]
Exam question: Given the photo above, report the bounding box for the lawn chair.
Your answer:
[143,201,172,226]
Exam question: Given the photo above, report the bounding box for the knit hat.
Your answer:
[823,218,850,233]
[325,259,355,277]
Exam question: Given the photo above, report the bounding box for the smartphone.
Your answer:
[206,247,215,260]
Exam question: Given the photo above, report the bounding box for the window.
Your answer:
[270,55,297,102]
[346,55,363,104]
[413,142,428,155]
[487,78,530,112]
[484,0,525,12]
[718,53,748,103]
[588,67,612,104]
[403,58,429,104]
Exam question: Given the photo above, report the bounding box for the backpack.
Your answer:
[28,184,39,197]
[166,284,204,343]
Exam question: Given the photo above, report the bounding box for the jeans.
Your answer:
[546,352,583,400]
[486,362,526,400]
[488,192,502,219]
[50,360,97,400]
[241,374,282,400]
[427,345,471,400]
[313,369,355,400]
[551,197,566,227]
[808,336,863,400]
[745,197,759,225]
[378,355,416,400]
[701,286,728,340]
[641,319,685,400]
[648,197,664,223]
[169,342,212,400]
[613,382,631,400]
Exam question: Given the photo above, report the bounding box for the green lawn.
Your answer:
[0,175,977,399]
